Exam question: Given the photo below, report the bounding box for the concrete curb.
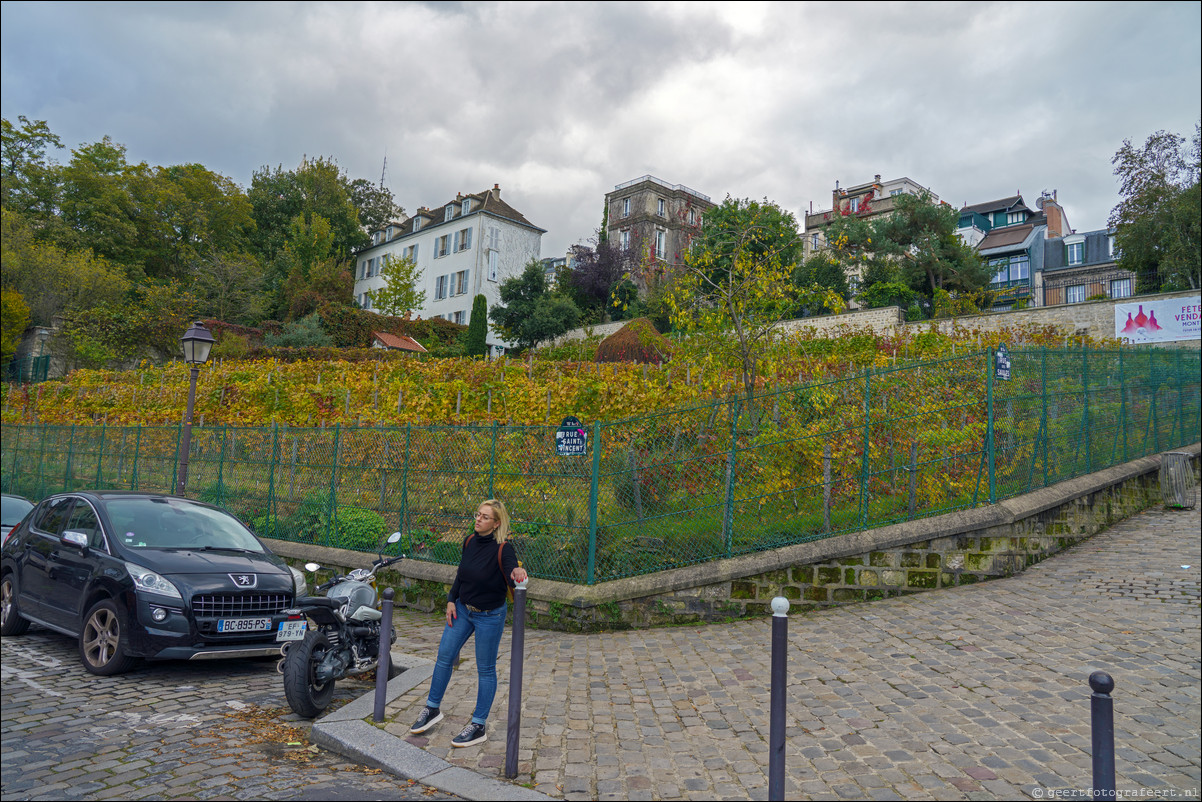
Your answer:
[310,650,556,801]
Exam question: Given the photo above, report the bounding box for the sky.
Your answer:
[2,1,1200,258]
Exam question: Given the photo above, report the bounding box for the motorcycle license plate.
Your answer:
[217,617,272,633]
[276,620,307,641]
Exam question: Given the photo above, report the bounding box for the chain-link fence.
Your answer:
[3,346,1198,584]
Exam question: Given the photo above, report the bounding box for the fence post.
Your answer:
[95,424,106,488]
[64,424,76,492]
[723,398,741,557]
[1083,348,1091,475]
[216,424,229,504]
[1175,349,1185,445]
[907,441,918,520]
[488,421,498,499]
[768,597,789,801]
[36,423,47,498]
[374,588,395,723]
[505,577,529,779]
[1089,672,1116,799]
[267,423,279,533]
[325,424,341,547]
[986,349,995,504]
[586,421,601,585]
[399,424,412,543]
[858,368,872,527]
[131,424,142,490]
[823,442,832,533]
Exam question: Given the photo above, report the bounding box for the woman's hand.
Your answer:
[446,601,457,627]
[511,566,528,585]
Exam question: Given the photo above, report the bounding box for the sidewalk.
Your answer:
[314,503,1201,801]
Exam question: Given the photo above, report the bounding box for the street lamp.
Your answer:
[175,321,215,496]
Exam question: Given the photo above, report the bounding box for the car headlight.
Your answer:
[289,565,308,597]
[125,562,183,599]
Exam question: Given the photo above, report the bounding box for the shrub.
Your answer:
[595,317,672,364]
[332,506,387,551]
[265,313,332,347]
[210,333,250,360]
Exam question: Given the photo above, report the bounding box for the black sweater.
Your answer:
[448,532,518,611]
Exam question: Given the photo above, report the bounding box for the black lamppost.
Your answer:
[175,321,215,496]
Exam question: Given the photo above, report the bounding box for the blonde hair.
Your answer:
[479,499,509,543]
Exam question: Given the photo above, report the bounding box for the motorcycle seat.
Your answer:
[303,597,342,609]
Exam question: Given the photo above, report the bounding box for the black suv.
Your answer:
[0,491,307,675]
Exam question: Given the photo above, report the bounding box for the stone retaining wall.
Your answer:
[265,444,1199,632]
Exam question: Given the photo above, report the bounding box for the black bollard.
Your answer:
[1089,671,1116,799]
[769,597,789,801]
[505,579,529,779]
[373,588,395,723]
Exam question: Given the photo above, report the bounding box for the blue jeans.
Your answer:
[426,599,507,725]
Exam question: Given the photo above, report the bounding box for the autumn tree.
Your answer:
[368,255,425,317]
[1109,125,1201,292]
[490,259,581,351]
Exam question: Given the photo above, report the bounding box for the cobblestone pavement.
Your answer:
[383,504,1201,801]
[0,631,459,801]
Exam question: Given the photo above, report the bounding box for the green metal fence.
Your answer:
[3,346,1199,584]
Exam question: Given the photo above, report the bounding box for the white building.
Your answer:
[352,184,545,351]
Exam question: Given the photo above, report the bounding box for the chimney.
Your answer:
[874,174,881,183]
[491,183,501,200]
[1043,196,1065,238]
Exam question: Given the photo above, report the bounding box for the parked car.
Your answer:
[1,494,34,545]
[0,491,308,675]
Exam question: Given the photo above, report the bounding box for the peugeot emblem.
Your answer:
[229,573,257,588]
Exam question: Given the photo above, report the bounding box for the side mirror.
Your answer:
[386,532,402,545]
[62,530,89,550]
[304,562,321,573]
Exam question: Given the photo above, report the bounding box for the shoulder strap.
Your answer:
[498,543,513,599]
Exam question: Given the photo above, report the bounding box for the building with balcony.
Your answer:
[1041,228,1133,306]
[352,184,544,352]
[968,191,1069,309]
[604,175,715,268]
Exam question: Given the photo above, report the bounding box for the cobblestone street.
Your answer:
[0,633,457,801]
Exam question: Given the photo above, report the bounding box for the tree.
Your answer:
[1,115,63,221]
[490,260,581,351]
[1,287,30,361]
[190,251,265,324]
[564,239,631,321]
[368,255,425,317]
[669,198,843,402]
[347,177,405,234]
[465,294,489,357]
[1109,125,1201,292]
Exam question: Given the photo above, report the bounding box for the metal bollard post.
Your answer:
[1089,671,1116,799]
[769,597,789,801]
[505,579,529,779]
[373,588,395,723]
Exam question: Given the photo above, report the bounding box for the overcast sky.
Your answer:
[2,2,1199,258]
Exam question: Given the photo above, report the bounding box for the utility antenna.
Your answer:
[379,150,388,189]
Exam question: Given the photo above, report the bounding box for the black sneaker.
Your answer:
[409,706,443,734]
[451,721,487,747]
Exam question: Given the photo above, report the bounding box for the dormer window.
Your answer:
[1007,211,1025,225]
[445,205,454,222]
[413,217,422,232]
[462,199,471,215]
[386,225,394,240]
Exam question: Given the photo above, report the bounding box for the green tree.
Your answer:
[1,115,63,221]
[465,294,489,357]
[490,260,581,351]
[0,287,30,361]
[669,200,843,402]
[264,313,332,347]
[1109,125,1201,292]
[368,255,425,317]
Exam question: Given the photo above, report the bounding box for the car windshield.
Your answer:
[1,496,34,526]
[105,498,265,552]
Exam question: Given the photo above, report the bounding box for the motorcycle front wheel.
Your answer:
[283,629,337,718]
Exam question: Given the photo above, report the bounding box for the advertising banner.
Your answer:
[1115,297,1201,344]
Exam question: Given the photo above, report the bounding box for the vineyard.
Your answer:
[3,327,1197,586]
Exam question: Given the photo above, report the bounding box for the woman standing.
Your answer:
[410,498,528,747]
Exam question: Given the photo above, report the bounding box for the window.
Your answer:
[1110,278,1132,298]
[404,244,418,262]
[990,255,1029,284]
[360,260,369,280]
[456,227,472,251]
[1067,242,1084,265]
[462,199,471,215]
[811,233,820,249]
[620,229,630,250]
[654,230,666,259]
[1007,211,1025,226]
[452,310,466,325]
[687,209,696,225]
[1066,284,1087,304]
[435,235,449,258]
[386,225,394,240]
[453,270,470,296]
[890,189,903,197]
[657,198,666,217]
[413,217,421,232]
[362,293,373,310]
[487,250,499,282]
[487,227,500,250]
[435,275,449,300]
[1108,235,1117,259]
[445,205,454,222]
[849,197,860,213]
[622,198,630,218]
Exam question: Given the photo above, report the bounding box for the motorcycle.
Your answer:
[278,532,405,718]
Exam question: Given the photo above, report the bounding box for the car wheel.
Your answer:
[1,574,30,636]
[79,599,138,675]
